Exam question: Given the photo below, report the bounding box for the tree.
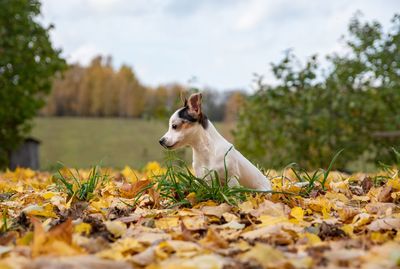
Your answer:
[224,91,246,123]
[234,14,400,170]
[0,0,66,168]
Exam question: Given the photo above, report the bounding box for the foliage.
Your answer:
[234,14,400,170]
[0,0,66,168]
[0,163,399,268]
[41,59,239,121]
[53,165,109,201]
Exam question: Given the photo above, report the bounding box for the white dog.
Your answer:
[159,93,271,191]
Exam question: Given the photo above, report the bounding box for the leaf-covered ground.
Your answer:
[0,163,399,269]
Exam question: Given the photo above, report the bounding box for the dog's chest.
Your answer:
[192,147,238,179]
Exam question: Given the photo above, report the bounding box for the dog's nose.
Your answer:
[159,137,166,145]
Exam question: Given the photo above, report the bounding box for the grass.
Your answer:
[134,151,278,208]
[31,117,233,170]
[286,149,344,196]
[53,165,109,201]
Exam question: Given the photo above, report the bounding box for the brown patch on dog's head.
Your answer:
[180,121,193,130]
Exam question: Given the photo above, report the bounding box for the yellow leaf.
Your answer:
[97,238,143,260]
[238,243,286,268]
[41,191,58,199]
[90,199,110,213]
[258,215,288,226]
[322,207,330,219]
[371,232,389,243]
[387,179,400,191]
[105,221,127,238]
[341,224,354,237]
[185,192,197,205]
[74,222,92,236]
[303,233,322,245]
[238,201,253,213]
[155,217,180,230]
[121,166,139,182]
[16,231,33,246]
[31,217,83,257]
[352,213,372,228]
[144,162,166,178]
[290,207,304,221]
[23,204,57,218]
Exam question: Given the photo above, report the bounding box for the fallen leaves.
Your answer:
[0,165,399,269]
[31,217,83,257]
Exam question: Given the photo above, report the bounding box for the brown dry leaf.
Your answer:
[130,246,157,266]
[31,217,83,257]
[155,240,203,259]
[96,238,144,260]
[241,222,301,240]
[329,180,351,196]
[148,186,161,207]
[250,200,290,217]
[155,217,180,230]
[352,213,373,229]
[365,202,397,216]
[238,200,253,213]
[324,248,365,264]
[147,254,227,269]
[119,179,151,198]
[200,203,232,218]
[361,176,373,194]
[199,228,229,249]
[360,241,400,269]
[182,215,207,231]
[133,231,172,245]
[377,185,393,202]
[237,243,288,268]
[367,217,400,231]
[337,206,360,222]
[25,255,131,269]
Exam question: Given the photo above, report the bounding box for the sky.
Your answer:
[40,0,399,91]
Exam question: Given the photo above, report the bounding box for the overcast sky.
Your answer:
[40,0,399,91]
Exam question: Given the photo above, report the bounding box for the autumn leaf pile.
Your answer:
[0,162,399,269]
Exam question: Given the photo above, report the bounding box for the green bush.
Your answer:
[234,14,400,170]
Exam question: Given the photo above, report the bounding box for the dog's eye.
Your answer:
[172,124,178,130]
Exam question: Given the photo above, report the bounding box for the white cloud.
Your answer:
[40,0,399,90]
[234,0,269,31]
[68,44,107,66]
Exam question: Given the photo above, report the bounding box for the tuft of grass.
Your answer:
[289,149,344,196]
[375,147,400,186]
[53,164,109,201]
[150,150,274,207]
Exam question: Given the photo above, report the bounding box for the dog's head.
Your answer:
[159,93,208,149]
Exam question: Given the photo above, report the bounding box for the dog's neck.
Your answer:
[188,120,231,164]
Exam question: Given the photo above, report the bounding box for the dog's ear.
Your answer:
[187,93,202,116]
[180,92,188,107]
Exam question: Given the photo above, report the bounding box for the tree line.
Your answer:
[41,56,245,121]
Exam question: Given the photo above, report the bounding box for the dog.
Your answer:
[159,93,271,191]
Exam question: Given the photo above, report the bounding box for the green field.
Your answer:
[32,117,233,170]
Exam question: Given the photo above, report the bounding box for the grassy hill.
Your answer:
[32,117,233,170]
